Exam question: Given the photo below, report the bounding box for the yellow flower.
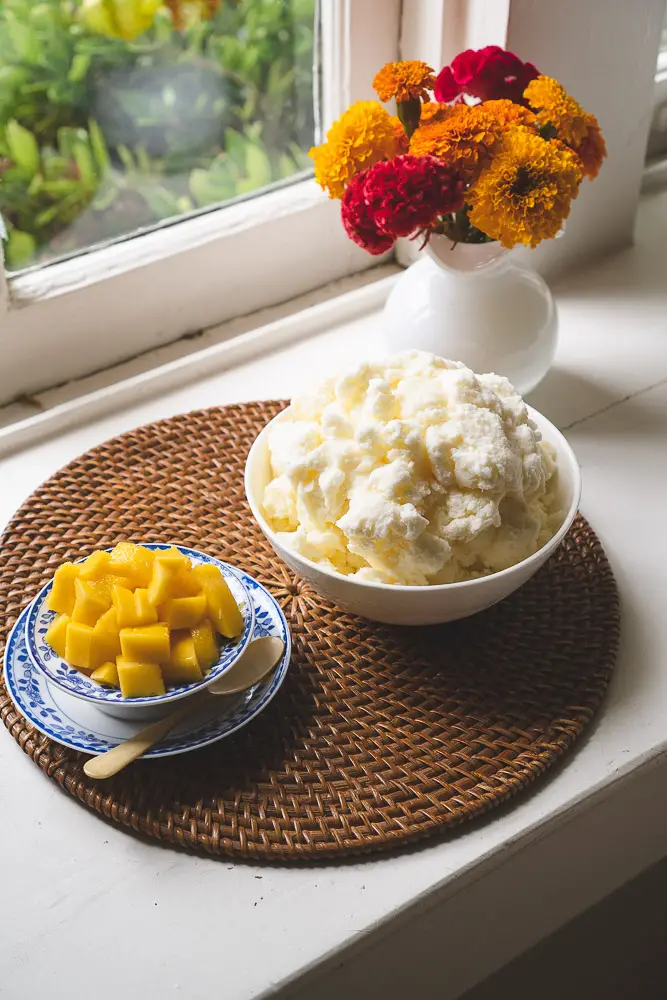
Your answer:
[309,101,405,199]
[524,75,589,147]
[467,128,583,248]
[80,0,162,41]
[409,100,536,183]
[373,61,436,103]
[572,112,607,179]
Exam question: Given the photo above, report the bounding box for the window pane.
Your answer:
[0,0,316,272]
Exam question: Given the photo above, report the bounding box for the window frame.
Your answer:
[0,0,402,404]
[1,0,662,407]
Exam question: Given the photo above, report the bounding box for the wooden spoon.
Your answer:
[83,636,285,780]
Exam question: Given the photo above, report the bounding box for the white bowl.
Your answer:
[245,407,581,626]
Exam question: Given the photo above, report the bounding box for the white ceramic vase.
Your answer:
[383,235,557,395]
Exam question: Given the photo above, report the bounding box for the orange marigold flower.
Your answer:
[309,101,405,199]
[467,127,582,249]
[524,75,589,147]
[373,61,436,103]
[419,102,452,125]
[409,100,536,183]
[572,112,606,179]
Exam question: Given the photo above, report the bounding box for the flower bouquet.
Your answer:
[310,46,606,254]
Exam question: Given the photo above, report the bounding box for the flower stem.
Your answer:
[396,97,421,139]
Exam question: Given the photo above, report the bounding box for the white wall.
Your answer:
[507,0,666,277]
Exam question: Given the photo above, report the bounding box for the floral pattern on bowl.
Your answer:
[25,544,255,707]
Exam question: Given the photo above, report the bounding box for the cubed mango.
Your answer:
[79,550,111,580]
[172,567,202,598]
[134,588,158,625]
[112,584,157,628]
[159,593,206,630]
[71,576,110,627]
[90,661,120,688]
[108,541,155,588]
[92,607,121,663]
[119,623,170,664]
[47,563,80,616]
[147,558,177,606]
[162,634,203,685]
[116,658,165,698]
[192,565,242,637]
[112,583,136,627]
[64,621,97,672]
[191,619,219,671]
[85,573,117,604]
[45,613,69,659]
[156,546,189,572]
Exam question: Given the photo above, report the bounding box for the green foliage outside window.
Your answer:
[0,0,316,269]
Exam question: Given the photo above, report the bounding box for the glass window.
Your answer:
[0,0,316,271]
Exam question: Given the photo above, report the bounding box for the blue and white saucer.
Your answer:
[4,571,290,759]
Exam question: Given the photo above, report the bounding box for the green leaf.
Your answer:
[140,185,181,218]
[68,53,92,83]
[88,119,111,176]
[72,140,98,188]
[5,15,39,64]
[278,152,297,179]
[57,127,88,161]
[224,128,249,172]
[189,166,234,206]
[5,229,37,270]
[116,144,137,172]
[5,120,40,175]
[243,142,272,189]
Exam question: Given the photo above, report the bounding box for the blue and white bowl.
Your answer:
[25,544,255,719]
[6,570,290,757]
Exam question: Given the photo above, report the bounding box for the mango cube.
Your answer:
[156,546,189,572]
[192,565,243,637]
[119,623,170,664]
[85,573,117,604]
[45,614,69,659]
[64,621,96,672]
[172,567,202,598]
[112,584,157,628]
[108,541,155,588]
[147,558,175,606]
[191,619,219,671]
[162,634,203,685]
[116,658,165,698]
[47,563,80,616]
[90,661,120,688]
[92,607,121,663]
[159,593,206,630]
[71,577,111,627]
[134,588,158,625]
[79,551,111,580]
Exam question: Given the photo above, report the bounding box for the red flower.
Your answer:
[435,46,539,105]
[341,155,465,255]
[341,172,396,255]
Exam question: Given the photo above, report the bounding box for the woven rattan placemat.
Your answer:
[0,400,619,860]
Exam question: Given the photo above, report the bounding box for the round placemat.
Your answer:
[0,401,619,860]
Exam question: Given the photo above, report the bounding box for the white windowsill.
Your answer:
[2,189,667,1000]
